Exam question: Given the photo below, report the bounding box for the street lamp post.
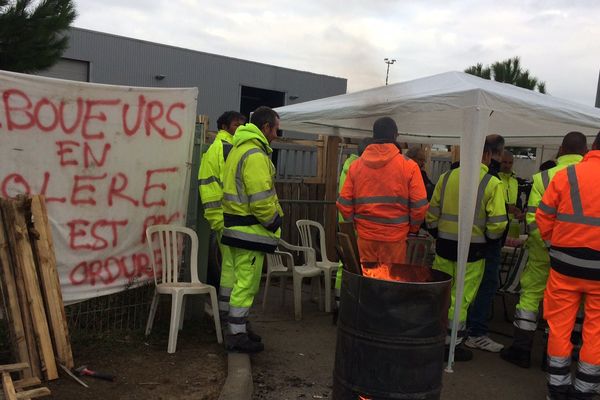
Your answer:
[384,58,396,85]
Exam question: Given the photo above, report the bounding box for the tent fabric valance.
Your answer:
[276,71,600,146]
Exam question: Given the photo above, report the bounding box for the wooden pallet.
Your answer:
[0,196,73,382]
[1,363,50,400]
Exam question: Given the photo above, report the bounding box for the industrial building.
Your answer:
[37,27,348,132]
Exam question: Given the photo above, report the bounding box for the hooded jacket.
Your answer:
[198,129,234,231]
[220,123,283,253]
[337,143,428,242]
[537,150,600,280]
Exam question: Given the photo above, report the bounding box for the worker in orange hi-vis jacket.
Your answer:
[336,117,428,281]
[536,131,600,400]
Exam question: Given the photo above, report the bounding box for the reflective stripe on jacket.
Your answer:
[220,123,283,253]
[198,130,234,231]
[426,164,507,262]
[336,143,428,242]
[536,150,600,281]
[526,154,583,240]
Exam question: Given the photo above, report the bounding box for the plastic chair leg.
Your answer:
[262,273,272,312]
[280,276,287,306]
[167,292,183,353]
[179,295,187,331]
[209,287,223,344]
[323,270,332,313]
[311,277,323,311]
[145,291,160,336]
[293,274,303,321]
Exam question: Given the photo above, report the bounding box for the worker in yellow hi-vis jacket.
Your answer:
[198,111,246,332]
[220,107,283,353]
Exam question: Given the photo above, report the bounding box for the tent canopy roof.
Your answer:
[276,71,600,146]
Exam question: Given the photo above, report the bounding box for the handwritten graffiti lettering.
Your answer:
[56,140,112,168]
[0,72,196,303]
[0,168,179,208]
[108,173,139,207]
[67,218,128,251]
[142,167,179,207]
[68,251,160,286]
[141,212,181,243]
[1,89,186,140]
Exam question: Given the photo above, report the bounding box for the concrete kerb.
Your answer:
[218,352,253,400]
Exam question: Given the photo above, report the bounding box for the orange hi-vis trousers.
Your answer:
[544,269,600,393]
[357,237,406,281]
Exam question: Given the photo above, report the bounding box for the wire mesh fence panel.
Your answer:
[64,282,156,335]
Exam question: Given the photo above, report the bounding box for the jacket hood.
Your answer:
[498,171,515,178]
[233,123,272,154]
[556,153,584,166]
[583,150,600,162]
[360,143,400,169]
[216,129,234,143]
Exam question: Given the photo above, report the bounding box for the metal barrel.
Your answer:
[333,265,451,400]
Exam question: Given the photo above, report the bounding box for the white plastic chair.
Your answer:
[263,250,293,311]
[263,239,323,321]
[145,225,222,353]
[296,220,338,313]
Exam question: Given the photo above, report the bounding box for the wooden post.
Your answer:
[422,144,432,174]
[0,200,41,380]
[451,145,460,163]
[323,135,341,261]
[1,199,58,380]
[0,212,31,378]
[30,196,74,369]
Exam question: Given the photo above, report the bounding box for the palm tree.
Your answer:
[464,63,491,80]
[465,56,547,94]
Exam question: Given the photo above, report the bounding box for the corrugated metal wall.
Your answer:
[50,28,347,132]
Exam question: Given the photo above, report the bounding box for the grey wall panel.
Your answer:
[49,28,347,131]
[36,58,89,82]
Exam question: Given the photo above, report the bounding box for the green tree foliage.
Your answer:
[465,56,547,94]
[0,0,76,73]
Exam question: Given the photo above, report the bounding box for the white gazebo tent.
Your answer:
[275,71,600,369]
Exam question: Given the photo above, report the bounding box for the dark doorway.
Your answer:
[240,86,285,164]
[240,86,285,120]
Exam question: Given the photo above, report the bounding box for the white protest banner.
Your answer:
[0,70,198,303]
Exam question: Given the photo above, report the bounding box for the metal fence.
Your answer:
[64,283,156,335]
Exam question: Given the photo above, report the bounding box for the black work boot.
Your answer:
[500,327,534,368]
[246,322,262,343]
[444,344,473,362]
[546,385,570,400]
[567,388,595,400]
[541,328,549,372]
[225,333,264,353]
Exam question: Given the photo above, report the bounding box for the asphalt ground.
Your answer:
[249,281,551,399]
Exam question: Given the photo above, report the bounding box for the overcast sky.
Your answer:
[73,0,600,106]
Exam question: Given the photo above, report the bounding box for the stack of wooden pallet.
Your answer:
[0,195,73,382]
[1,363,50,399]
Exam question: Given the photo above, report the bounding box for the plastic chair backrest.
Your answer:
[278,239,317,267]
[266,252,289,273]
[296,220,331,264]
[146,225,199,285]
